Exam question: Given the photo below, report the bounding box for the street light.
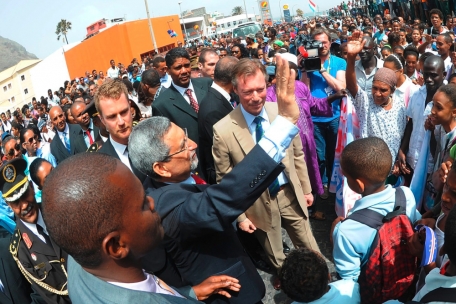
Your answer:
[278,0,283,22]
[243,0,248,21]
[144,0,158,54]
[178,2,187,45]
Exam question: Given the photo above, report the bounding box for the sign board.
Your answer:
[283,9,292,22]
[259,1,272,26]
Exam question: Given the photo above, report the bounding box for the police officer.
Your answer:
[2,158,70,304]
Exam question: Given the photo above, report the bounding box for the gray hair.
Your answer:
[2,136,17,154]
[128,117,172,179]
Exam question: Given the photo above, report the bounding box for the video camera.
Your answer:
[295,34,322,72]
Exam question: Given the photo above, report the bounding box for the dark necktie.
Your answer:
[185,89,199,113]
[229,93,237,108]
[37,224,52,245]
[85,129,94,145]
[254,116,280,197]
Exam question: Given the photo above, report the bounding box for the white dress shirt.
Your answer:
[240,105,289,186]
[172,81,198,106]
[160,73,172,88]
[211,82,234,108]
[110,136,132,171]
[21,210,49,243]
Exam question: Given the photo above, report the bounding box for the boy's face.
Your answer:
[36,162,54,190]
[441,169,456,216]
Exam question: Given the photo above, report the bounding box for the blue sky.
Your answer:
[0,0,341,58]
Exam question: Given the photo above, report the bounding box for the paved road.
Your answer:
[259,194,338,304]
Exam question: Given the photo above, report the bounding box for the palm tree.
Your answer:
[56,19,72,44]
[232,6,244,16]
[296,9,304,17]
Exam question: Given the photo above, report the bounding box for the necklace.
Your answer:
[380,97,392,108]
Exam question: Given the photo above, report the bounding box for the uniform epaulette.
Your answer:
[9,228,21,257]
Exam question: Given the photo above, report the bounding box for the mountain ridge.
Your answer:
[0,35,38,72]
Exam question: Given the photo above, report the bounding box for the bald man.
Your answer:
[198,56,239,184]
[396,56,446,180]
[355,36,384,95]
[49,106,86,164]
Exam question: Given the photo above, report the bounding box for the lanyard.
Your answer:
[323,55,331,75]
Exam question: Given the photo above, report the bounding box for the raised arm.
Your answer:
[345,30,366,97]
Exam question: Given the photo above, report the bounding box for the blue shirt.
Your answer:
[292,279,360,304]
[332,186,421,280]
[0,196,15,234]
[308,55,346,122]
[373,31,385,44]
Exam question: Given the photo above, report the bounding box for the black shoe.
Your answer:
[283,242,291,254]
[252,258,272,272]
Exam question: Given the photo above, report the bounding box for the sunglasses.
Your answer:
[7,143,21,156]
[27,135,39,144]
[232,51,240,54]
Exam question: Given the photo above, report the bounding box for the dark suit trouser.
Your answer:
[253,184,320,274]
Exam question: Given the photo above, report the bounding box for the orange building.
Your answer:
[64,15,183,79]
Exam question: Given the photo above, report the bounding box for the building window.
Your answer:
[21,75,25,81]
[24,88,28,94]
[7,83,11,89]
[2,86,6,92]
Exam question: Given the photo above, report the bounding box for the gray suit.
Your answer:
[67,257,201,304]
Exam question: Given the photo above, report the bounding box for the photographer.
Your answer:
[301,28,347,200]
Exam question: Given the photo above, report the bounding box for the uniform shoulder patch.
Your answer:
[10,228,21,257]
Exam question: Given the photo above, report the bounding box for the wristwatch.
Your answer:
[319,68,327,74]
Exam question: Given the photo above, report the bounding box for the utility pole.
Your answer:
[243,0,249,21]
[144,0,158,54]
[178,2,188,45]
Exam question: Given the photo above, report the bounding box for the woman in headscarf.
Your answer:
[346,31,408,169]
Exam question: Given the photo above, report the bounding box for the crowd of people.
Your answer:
[2,6,456,304]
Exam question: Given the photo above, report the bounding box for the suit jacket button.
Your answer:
[250,182,254,188]
[260,170,266,176]
[253,180,258,184]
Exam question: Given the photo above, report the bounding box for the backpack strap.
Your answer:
[419,287,456,303]
[384,187,407,222]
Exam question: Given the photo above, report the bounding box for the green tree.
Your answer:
[296,8,304,17]
[232,6,244,16]
[55,19,72,44]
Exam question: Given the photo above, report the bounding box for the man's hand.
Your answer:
[439,160,453,184]
[304,193,314,207]
[394,149,411,175]
[424,117,435,132]
[346,30,365,56]
[423,33,433,44]
[275,55,299,124]
[192,275,241,300]
[238,218,256,233]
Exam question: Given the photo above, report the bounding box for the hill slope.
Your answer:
[0,36,38,72]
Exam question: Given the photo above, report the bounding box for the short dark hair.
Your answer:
[141,69,161,88]
[439,33,453,44]
[280,248,329,302]
[429,8,444,20]
[437,84,456,108]
[341,137,392,185]
[448,73,456,83]
[11,121,23,132]
[198,48,218,64]
[152,56,166,68]
[445,204,456,263]
[165,47,190,68]
[42,153,123,267]
[312,28,331,41]
[29,158,50,187]
[214,56,239,84]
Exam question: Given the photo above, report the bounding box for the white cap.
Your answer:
[278,52,298,65]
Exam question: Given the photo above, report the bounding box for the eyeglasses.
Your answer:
[27,135,39,145]
[7,143,21,156]
[89,75,94,78]
[164,128,188,159]
[232,51,240,54]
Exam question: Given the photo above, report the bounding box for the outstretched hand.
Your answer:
[346,30,366,56]
[193,275,241,300]
[275,54,299,124]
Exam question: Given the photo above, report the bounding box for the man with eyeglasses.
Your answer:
[355,36,384,95]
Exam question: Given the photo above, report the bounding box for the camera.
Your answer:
[295,34,322,72]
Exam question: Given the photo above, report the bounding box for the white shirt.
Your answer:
[42,129,56,143]
[406,86,434,171]
[21,210,49,244]
[172,81,198,106]
[107,66,120,79]
[138,103,152,118]
[109,271,183,298]
[160,73,172,88]
[110,136,132,171]
[393,76,419,108]
[354,57,384,94]
[211,82,233,108]
[240,105,289,186]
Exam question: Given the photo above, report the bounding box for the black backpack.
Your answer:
[405,287,456,303]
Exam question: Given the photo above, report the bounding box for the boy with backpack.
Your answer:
[332,137,422,303]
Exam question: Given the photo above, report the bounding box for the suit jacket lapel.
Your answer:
[193,80,206,103]
[216,90,233,112]
[170,85,198,119]
[231,107,256,156]
[53,128,70,158]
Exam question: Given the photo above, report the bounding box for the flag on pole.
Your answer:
[309,0,316,12]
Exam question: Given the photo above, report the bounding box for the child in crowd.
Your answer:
[280,248,360,304]
[332,137,421,280]
[381,46,392,59]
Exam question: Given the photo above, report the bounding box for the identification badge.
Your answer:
[22,233,32,249]
[31,253,37,261]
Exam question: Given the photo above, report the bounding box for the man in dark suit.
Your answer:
[49,106,86,164]
[70,100,100,149]
[1,158,70,304]
[94,79,147,183]
[198,56,238,184]
[152,47,212,174]
[127,56,300,303]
